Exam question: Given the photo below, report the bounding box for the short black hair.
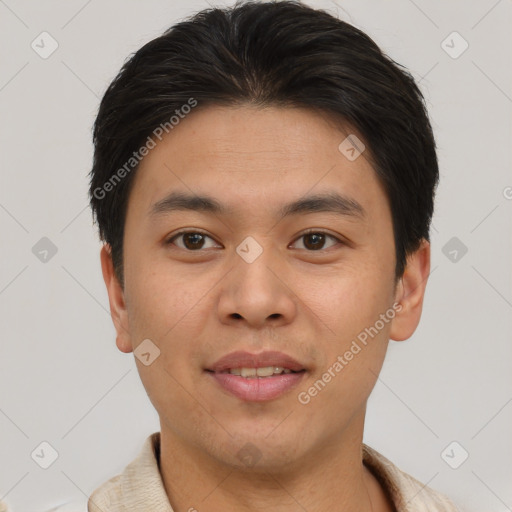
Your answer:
[89,0,439,287]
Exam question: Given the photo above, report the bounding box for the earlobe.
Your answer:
[100,244,133,353]
[389,239,431,342]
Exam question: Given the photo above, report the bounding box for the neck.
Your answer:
[158,409,392,512]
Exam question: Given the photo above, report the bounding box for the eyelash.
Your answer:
[165,229,344,251]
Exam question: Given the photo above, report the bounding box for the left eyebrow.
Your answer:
[278,192,366,221]
[148,191,366,221]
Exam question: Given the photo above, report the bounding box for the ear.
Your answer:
[389,239,431,342]
[100,244,133,353]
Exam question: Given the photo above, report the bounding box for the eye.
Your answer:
[290,230,342,251]
[165,229,343,252]
[165,230,221,251]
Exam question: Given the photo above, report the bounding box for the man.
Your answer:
[83,1,461,510]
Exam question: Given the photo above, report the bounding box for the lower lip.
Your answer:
[207,371,306,402]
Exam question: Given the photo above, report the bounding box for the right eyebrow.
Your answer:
[148,190,366,222]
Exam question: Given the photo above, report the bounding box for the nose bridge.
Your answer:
[217,234,296,326]
[233,235,281,296]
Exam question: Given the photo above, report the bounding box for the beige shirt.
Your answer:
[81,432,461,512]
[7,432,457,512]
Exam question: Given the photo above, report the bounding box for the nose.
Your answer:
[216,243,298,329]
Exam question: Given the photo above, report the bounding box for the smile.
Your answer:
[219,366,297,377]
[206,368,306,401]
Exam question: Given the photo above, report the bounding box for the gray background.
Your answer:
[0,1,511,511]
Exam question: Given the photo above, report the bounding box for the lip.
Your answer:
[207,371,305,402]
[205,350,306,402]
[207,350,305,373]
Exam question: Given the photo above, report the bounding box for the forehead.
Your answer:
[127,105,388,222]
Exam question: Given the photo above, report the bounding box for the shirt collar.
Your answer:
[89,432,458,512]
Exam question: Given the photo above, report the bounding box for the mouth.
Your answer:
[206,350,306,373]
[205,350,307,402]
[207,366,303,377]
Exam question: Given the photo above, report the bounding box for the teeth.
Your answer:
[255,366,277,377]
[228,366,294,378]
[241,367,257,377]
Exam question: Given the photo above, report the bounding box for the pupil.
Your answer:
[304,233,324,250]
[184,233,204,249]
[181,233,326,250]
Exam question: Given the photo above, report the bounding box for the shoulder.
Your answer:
[362,444,463,512]
[392,468,461,511]
[87,474,123,512]
[87,432,162,511]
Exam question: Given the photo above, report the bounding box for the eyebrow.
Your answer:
[149,191,366,221]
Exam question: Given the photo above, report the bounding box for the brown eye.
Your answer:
[303,233,325,250]
[167,231,219,251]
[182,233,206,250]
[291,231,341,251]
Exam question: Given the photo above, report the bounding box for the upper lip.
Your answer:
[207,350,305,373]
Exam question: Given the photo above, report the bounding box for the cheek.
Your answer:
[297,262,392,335]
[126,254,207,332]
[126,268,210,417]
[301,263,394,402]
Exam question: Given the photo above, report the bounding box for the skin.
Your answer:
[101,105,430,512]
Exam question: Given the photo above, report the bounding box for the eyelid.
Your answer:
[296,228,343,239]
[165,228,346,250]
[165,229,221,247]
[290,228,344,249]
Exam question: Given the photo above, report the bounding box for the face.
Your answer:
[101,105,430,472]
